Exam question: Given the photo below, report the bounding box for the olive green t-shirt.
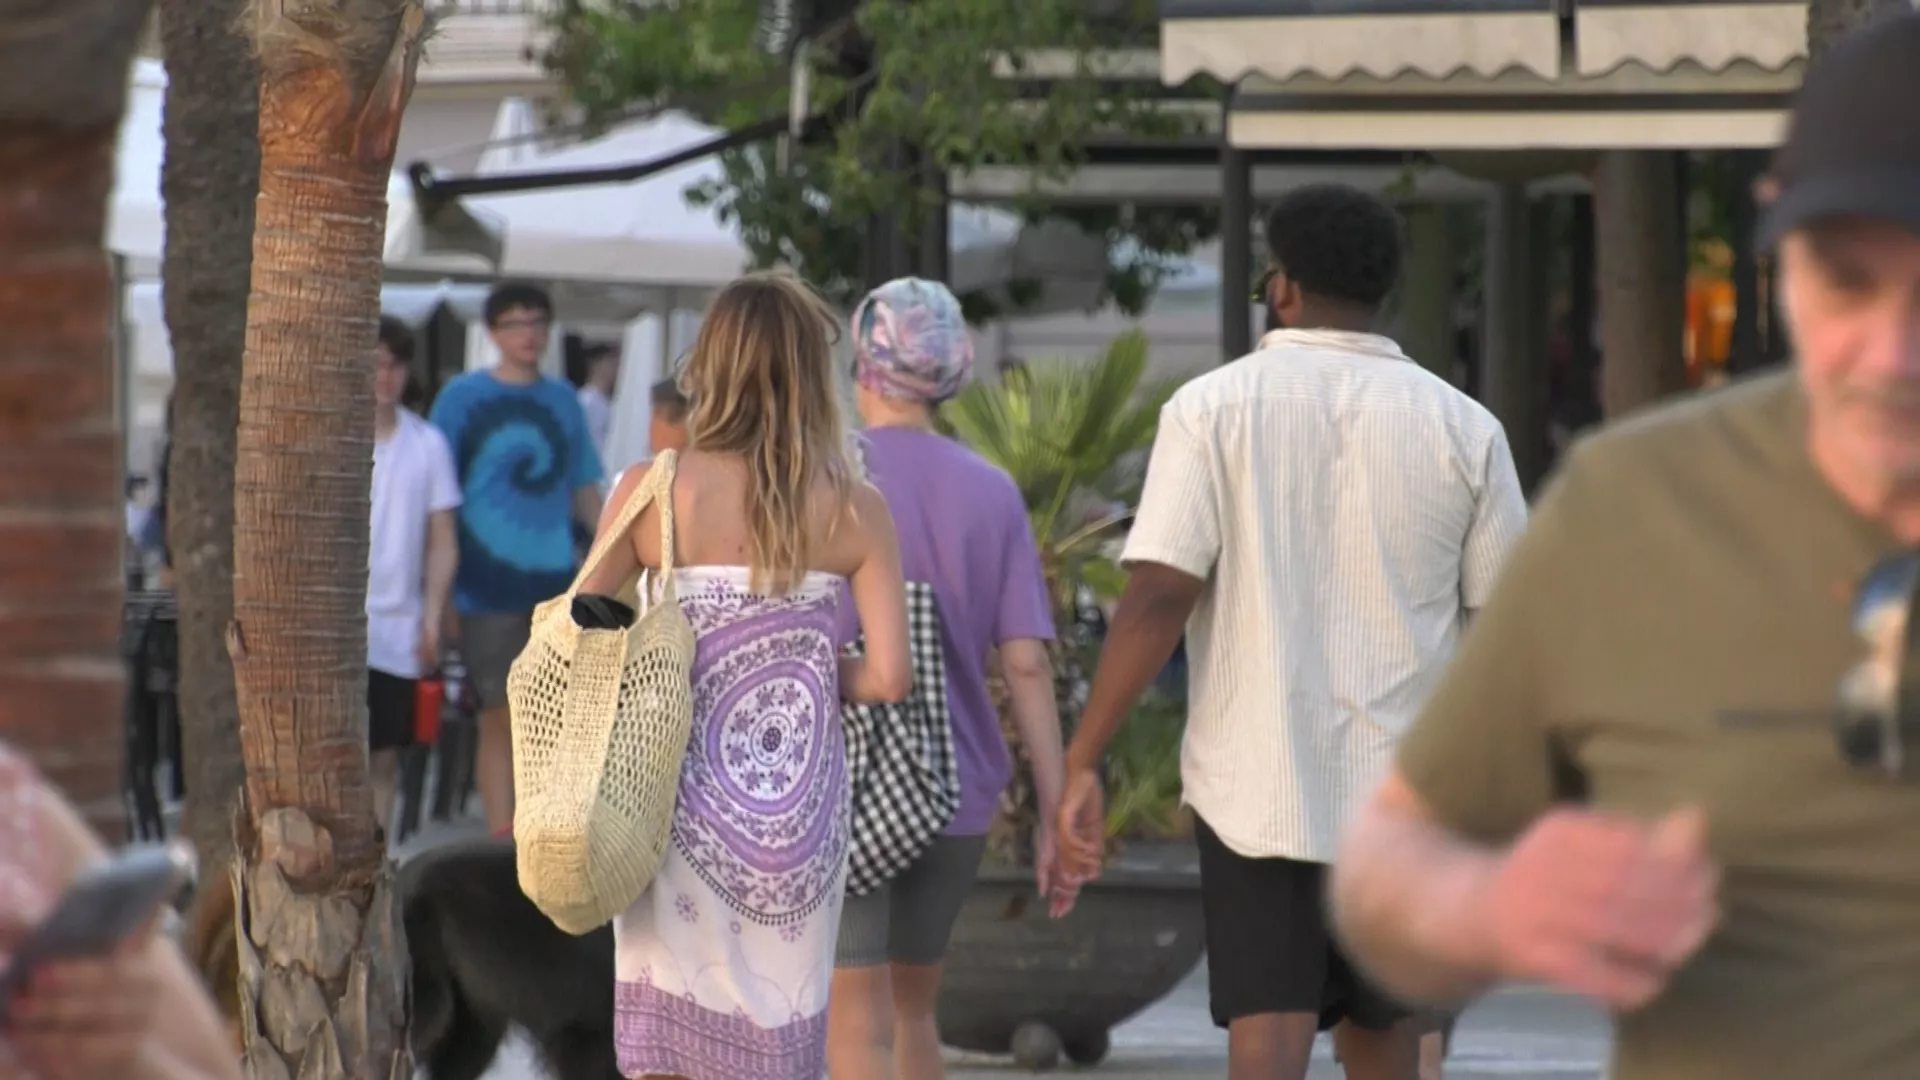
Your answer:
[1398,371,1920,1079]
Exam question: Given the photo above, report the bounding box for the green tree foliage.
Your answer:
[547,0,1212,309]
[941,330,1174,621]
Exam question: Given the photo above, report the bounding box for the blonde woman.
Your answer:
[0,744,239,1080]
[583,272,911,1080]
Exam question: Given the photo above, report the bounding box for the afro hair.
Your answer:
[1264,184,1404,310]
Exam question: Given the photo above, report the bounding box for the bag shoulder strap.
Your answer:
[653,450,680,578]
[569,450,680,599]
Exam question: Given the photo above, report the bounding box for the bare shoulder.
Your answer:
[840,480,897,549]
[597,459,655,532]
[812,479,893,577]
[849,479,893,530]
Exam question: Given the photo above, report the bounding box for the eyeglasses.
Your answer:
[1835,549,1920,775]
[492,316,550,333]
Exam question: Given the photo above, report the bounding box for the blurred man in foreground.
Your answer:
[1330,16,1920,1079]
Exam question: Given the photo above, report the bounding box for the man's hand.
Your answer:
[1481,806,1719,1010]
[3,919,163,1080]
[1055,765,1107,883]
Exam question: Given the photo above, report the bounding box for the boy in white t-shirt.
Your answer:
[368,317,462,834]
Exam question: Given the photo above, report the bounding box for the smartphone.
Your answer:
[0,841,195,1012]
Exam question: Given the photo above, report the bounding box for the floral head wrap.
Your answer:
[850,277,974,405]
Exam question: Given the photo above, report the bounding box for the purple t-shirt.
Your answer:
[837,427,1054,834]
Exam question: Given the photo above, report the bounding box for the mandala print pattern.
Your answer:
[613,567,851,1080]
[674,577,848,927]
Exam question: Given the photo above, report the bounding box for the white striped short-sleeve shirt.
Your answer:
[1124,328,1527,863]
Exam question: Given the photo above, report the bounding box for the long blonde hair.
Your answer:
[678,272,857,593]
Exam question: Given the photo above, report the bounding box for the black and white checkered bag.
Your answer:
[841,581,959,896]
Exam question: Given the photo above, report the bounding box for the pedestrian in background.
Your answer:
[825,278,1073,1080]
[605,378,691,500]
[429,282,604,836]
[577,342,619,460]
[365,316,460,838]
[1058,184,1526,1080]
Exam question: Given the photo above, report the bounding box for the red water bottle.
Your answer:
[414,675,445,745]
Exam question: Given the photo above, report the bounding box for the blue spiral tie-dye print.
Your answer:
[431,371,604,615]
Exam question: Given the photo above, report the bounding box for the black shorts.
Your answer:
[368,669,417,752]
[1194,813,1411,1032]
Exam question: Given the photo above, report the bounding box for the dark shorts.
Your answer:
[834,833,987,969]
[462,611,532,711]
[367,669,417,752]
[1194,814,1411,1032]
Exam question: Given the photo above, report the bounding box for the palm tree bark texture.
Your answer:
[159,0,259,883]
[0,0,154,838]
[227,3,427,1079]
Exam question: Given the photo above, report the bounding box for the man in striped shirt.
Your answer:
[1057,184,1526,1080]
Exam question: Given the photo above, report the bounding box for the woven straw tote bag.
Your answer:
[506,450,695,934]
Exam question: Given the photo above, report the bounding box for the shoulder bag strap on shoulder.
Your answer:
[652,450,679,581]
[568,456,665,599]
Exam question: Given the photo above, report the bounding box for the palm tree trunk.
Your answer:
[0,0,155,838]
[229,4,426,1078]
[159,0,258,880]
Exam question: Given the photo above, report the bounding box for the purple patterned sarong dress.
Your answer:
[613,567,850,1080]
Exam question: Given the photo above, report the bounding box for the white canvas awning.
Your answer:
[1574,0,1806,77]
[1228,102,1788,150]
[1180,0,1820,153]
[1160,0,1562,84]
[1224,42,1801,152]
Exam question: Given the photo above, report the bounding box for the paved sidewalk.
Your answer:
[472,970,1607,1079]
[403,816,1610,1079]
[943,966,1608,1078]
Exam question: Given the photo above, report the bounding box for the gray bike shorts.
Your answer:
[461,611,532,711]
[835,833,988,969]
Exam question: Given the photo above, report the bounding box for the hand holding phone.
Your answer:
[0,841,193,1010]
[0,842,192,1080]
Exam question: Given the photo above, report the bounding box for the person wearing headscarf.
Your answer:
[826,278,1075,1080]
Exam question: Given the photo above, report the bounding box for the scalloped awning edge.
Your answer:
[1161,11,1563,85]
[1574,2,1807,77]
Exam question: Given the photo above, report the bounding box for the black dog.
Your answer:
[399,837,620,1080]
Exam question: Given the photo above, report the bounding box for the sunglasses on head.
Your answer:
[1251,266,1277,305]
[1836,549,1920,776]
